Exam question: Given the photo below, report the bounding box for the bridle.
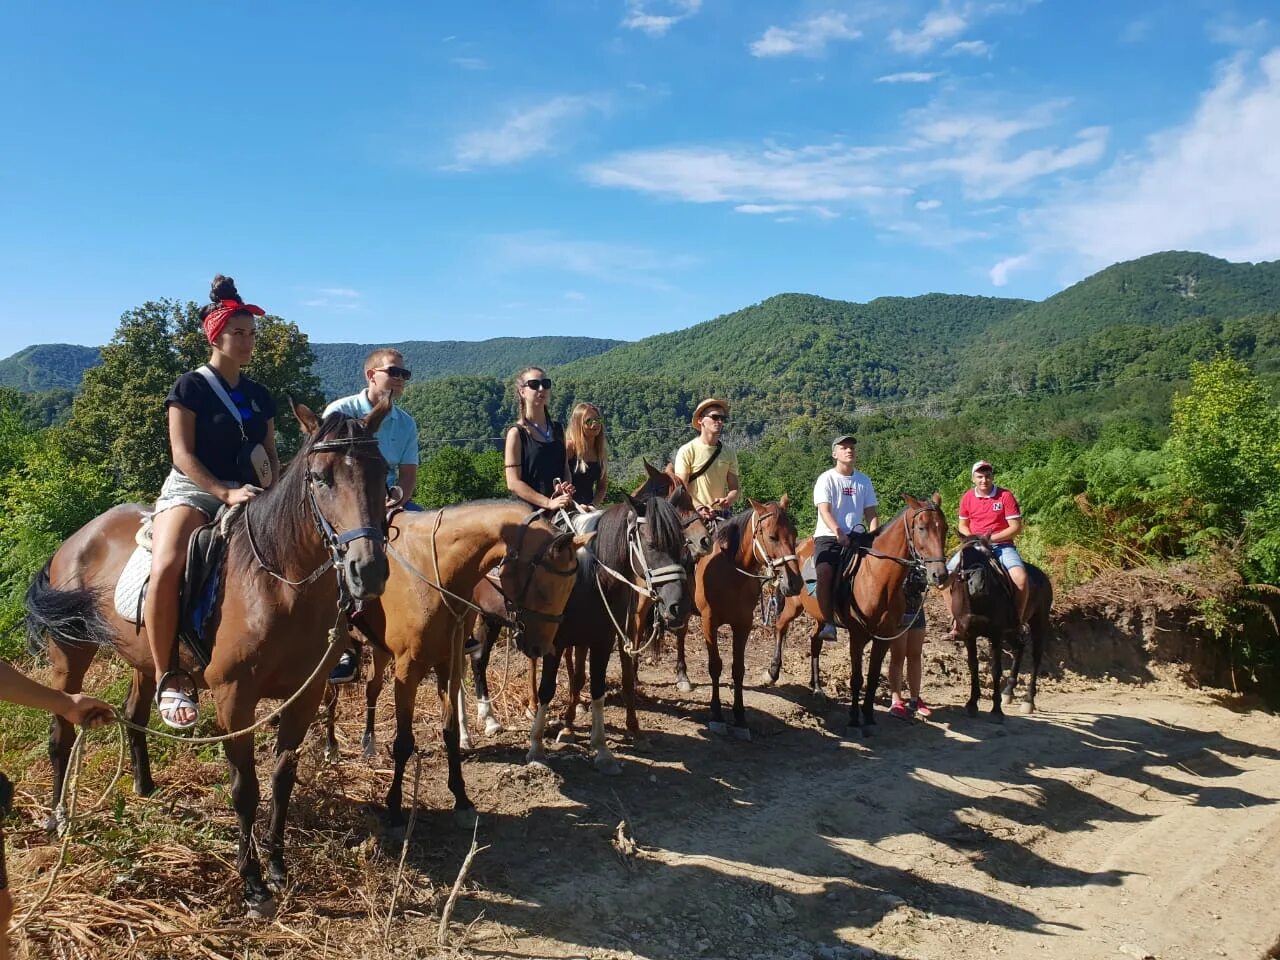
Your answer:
[735,509,800,586]
[245,434,387,605]
[593,507,688,656]
[856,502,948,574]
[492,512,580,630]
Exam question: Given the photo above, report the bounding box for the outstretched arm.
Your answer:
[0,662,115,727]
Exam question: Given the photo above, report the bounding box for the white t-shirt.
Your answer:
[813,468,878,538]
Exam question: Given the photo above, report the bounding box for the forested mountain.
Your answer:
[0,344,101,391]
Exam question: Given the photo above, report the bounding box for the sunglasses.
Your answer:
[374,366,413,381]
[522,378,553,390]
[584,417,602,427]
[704,413,728,423]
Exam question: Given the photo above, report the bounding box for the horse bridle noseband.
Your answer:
[594,513,687,608]
[245,435,387,602]
[736,510,799,584]
[493,512,581,629]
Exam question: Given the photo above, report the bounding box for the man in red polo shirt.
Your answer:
[952,459,1030,630]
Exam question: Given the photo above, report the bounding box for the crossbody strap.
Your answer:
[687,441,723,484]
[197,365,249,442]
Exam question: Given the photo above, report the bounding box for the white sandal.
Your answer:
[155,670,199,730]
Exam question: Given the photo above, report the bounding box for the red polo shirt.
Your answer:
[959,487,1021,538]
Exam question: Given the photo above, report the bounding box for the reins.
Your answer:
[592,511,687,656]
[734,509,799,585]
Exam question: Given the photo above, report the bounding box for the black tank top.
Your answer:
[515,421,566,500]
[571,460,603,506]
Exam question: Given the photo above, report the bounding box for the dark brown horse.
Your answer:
[769,494,948,736]
[947,537,1053,718]
[330,501,587,825]
[460,462,709,745]
[24,401,391,917]
[671,498,804,739]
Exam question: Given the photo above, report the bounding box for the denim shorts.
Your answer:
[947,541,1025,572]
[153,469,228,521]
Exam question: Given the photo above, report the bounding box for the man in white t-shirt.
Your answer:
[812,434,879,641]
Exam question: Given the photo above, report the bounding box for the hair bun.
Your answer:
[210,274,242,304]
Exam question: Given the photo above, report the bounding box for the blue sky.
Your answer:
[1,1,1277,357]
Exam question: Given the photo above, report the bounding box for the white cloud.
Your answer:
[889,7,968,55]
[563,290,587,301]
[915,198,943,210]
[303,287,363,310]
[1207,17,1269,48]
[750,12,862,58]
[490,232,695,289]
[992,48,1280,284]
[877,71,941,83]
[948,39,991,56]
[450,57,487,70]
[622,0,702,37]
[989,254,1030,286]
[450,95,608,169]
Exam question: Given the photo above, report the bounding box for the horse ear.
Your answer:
[292,396,321,435]
[932,491,943,507]
[571,532,596,551]
[365,394,392,435]
[900,491,919,507]
[644,459,662,479]
[779,492,791,510]
[626,492,646,514]
[748,497,765,513]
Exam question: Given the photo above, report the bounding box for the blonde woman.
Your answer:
[565,402,608,509]
[504,366,575,511]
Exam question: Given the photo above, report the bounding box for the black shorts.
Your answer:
[814,536,844,570]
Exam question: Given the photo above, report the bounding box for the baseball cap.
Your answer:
[831,434,858,452]
[972,460,994,473]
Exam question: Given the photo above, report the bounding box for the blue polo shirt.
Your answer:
[323,391,419,489]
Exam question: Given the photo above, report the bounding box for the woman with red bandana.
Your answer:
[145,275,280,728]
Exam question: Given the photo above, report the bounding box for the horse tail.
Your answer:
[25,559,117,657]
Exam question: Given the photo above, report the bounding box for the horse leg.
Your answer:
[471,624,502,737]
[990,630,1006,722]
[123,668,157,797]
[527,650,562,765]
[385,665,425,827]
[674,622,693,693]
[265,680,328,890]
[322,683,340,764]
[219,695,272,917]
[964,634,981,717]
[362,645,390,758]
[589,635,621,775]
[810,623,825,697]
[557,645,586,743]
[438,657,476,826]
[1003,627,1026,707]
[46,641,95,832]
[1022,609,1046,715]
[729,623,751,740]
[618,636,641,736]
[847,633,866,736]
[861,636,889,731]
[705,620,727,734]
[767,600,797,686]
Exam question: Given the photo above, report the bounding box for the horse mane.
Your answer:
[714,509,754,555]
[590,495,683,573]
[228,412,369,575]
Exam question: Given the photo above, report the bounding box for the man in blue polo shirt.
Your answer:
[323,347,420,682]
[324,347,419,506]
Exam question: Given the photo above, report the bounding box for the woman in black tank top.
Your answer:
[565,401,609,508]
[503,366,574,510]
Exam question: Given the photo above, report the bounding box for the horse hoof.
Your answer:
[244,895,277,920]
[484,718,504,737]
[454,806,479,830]
[556,728,578,744]
[707,721,729,736]
[843,725,867,740]
[965,703,979,718]
[989,712,1005,724]
[729,725,753,742]
[762,667,780,687]
[677,678,693,693]
[1019,701,1036,716]
[267,863,287,890]
[1001,691,1014,706]
[361,742,377,760]
[594,754,623,776]
[323,746,340,764]
[526,753,550,768]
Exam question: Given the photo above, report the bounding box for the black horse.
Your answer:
[947,538,1053,719]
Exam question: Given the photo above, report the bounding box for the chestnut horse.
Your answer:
[24,401,391,917]
[460,462,709,744]
[947,537,1053,719]
[671,498,804,739]
[328,500,587,825]
[769,494,948,736]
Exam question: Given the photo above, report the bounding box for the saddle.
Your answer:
[957,541,1017,604]
[113,509,236,668]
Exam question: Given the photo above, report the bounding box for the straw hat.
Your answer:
[691,398,729,429]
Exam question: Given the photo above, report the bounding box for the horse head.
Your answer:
[499,517,590,658]
[903,492,949,587]
[747,495,804,597]
[626,493,689,630]
[632,461,712,561]
[292,397,392,601]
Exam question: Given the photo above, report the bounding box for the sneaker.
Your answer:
[889,700,912,720]
[817,622,837,642]
[909,698,932,719]
[329,649,359,685]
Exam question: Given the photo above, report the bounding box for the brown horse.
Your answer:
[459,462,710,745]
[24,401,391,917]
[769,493,948,736]
[331,500,587,826]
[671,498,804,739]
[947,537,1053,718]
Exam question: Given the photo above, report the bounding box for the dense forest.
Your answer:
[1,250,1278,693]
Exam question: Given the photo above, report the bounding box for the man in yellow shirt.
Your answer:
[675,398,740,521]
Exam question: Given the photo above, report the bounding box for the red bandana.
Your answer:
[203,299,265,344]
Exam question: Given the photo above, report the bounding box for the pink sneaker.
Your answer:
[889,700,911,720]
[909,698,932,718]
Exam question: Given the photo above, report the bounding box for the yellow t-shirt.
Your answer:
[675,438,739,509]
